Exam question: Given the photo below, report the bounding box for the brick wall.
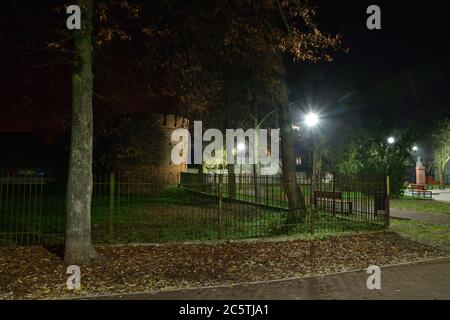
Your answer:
[116,113,189,181]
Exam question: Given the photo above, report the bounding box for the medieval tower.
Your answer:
[114,112,189,179]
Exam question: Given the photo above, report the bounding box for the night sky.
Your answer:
[1,0,449,137]
[288,0,450,126]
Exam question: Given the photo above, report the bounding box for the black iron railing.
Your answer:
[0,171,389,246]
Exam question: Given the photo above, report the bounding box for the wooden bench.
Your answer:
[313,191,353,214]
[411,184,426,191]
[409,184,432,199]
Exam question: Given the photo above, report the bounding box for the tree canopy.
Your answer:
[432,120,450,188]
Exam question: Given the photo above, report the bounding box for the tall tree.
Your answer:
[139,0,342,217]
[432,120,450,189]
[335,122,423,196]
[0,1,141,263]
[65,0,96,264]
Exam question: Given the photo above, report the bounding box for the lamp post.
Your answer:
[302,112,320,197]
[383,135,396,202]
[412,145,420,170]
[303,112,320,231]
[384,136,396,172]
[411,145,426,186]
[304,113,320,176]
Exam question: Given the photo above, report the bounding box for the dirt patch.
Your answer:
[0,231,445,299]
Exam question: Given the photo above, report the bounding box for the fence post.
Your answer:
[265,175,269,206]
[332,173,336,216]
[218,174,223,240]
[109,172,115,243]
[310,171,317,235]
[386,175,390,227]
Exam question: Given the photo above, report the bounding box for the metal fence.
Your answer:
[0,171,389,246]
[180,172,389,225]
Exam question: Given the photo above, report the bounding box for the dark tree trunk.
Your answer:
[64,0,96,265]
[440,162,446,190]
[277,78,307,221]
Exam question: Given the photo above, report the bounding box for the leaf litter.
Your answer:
[0,232,445,299]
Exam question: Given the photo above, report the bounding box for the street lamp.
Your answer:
[412,145,421,168]
[385,136,397,187]
[303,112,320,180]
[305,112,319,127]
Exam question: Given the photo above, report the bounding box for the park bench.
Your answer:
[409,184,432,199]
[313,191,353,214]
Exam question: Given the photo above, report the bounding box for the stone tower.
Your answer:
[115,112,189,180]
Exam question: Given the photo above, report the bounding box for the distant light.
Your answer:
[292,125,301,131]
[237,143,245,152]
[387,137,395,144]
[412,145,418,151]
[305,113,319,127]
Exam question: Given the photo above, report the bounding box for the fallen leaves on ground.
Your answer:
[0,231,446,300]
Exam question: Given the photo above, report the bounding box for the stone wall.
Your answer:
[116,112,189,181]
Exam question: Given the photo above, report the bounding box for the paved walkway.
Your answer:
[432,189,450,203]
[390,208,450,226]
[88,258,450,300]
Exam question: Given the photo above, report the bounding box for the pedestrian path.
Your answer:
[390,208,450,226]
[432,189,450,203]
[88,258,450,300]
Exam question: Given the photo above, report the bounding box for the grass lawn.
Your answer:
[390,218,450,249]
[391,198,450,215]
[1,186,385,246]
[427,184,450,190]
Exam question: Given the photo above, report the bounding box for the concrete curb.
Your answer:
[102,230,389,248]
